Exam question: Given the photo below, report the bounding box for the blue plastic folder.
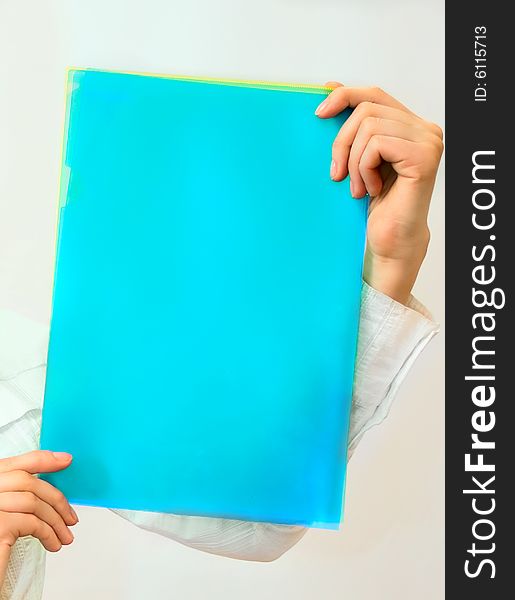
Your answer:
[40,69,368,529]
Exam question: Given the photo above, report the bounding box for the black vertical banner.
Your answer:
[446,2,512,597]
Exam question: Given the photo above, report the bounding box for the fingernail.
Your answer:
[350,180,356,197]
[315,100,328,116]
[70,506,79,522]
[330,160,338,179]
[52,452,72,461]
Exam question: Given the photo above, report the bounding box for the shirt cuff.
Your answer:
[347,282,440,455]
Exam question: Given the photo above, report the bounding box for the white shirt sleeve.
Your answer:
[347,283,439,456]
[0,283,439,598]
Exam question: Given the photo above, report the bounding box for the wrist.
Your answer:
[363,248,427,306]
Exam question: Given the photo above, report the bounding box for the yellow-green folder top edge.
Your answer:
[66,67,334,95]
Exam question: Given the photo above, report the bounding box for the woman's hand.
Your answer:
[0,451,78,586]
[316,84,443,304]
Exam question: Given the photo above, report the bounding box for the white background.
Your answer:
[0,1,444,598]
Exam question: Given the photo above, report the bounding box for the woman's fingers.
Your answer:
[330,104,419,184]
[315,86,411,118]
[358,134,435,204]
[324,80,343,90]
[0,471,77,526]
[314,84,443,192]
[0,450,72,476]
[1,512,62,552]
[347,118,432,197]
[0,451,77,556]
[0,492,74,545]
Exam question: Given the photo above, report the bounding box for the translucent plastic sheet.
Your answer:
[40,69,367,528]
